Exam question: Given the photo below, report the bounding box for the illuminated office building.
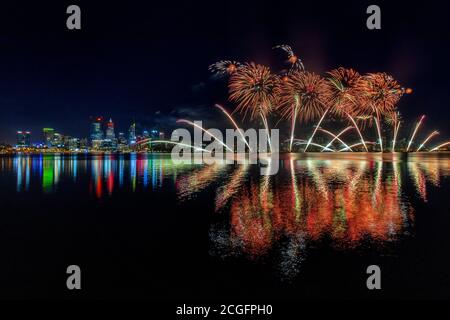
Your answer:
[128,122,136,145]
[117,132,129,152]
[118,132,127,145]
[79,138,88,150]
[90,116,104,143]
[43,128,55,147]
[66,137,80,150]
[105,118,116,140]
[16,131,31,147]
[52,133,63,147]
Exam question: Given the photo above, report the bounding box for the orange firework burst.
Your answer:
[279,71,331,123]
[358,72,403,151]
[228,62,280,120]
[326,67,365,116]
[359,72,403,116]
[209,60,241,76]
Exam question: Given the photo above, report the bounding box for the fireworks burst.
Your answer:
[327,67,364,116]
[279,71,331,123]
[209,60,241,76]
[228,62,280,152]
[358,72,403,151]
[273,44,305,72]
[278,71,331,151]
[359,72,403,116]
[204,44,449,153]
[229,62,280,120]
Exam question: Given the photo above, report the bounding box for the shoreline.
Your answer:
[1,151,449,156]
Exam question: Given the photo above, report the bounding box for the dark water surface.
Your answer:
[0,153,449,299]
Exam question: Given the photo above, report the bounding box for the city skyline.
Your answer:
[6,116,165,152]
[7,116,167,147]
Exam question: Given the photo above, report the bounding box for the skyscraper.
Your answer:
[105,118,116,140]
[43,128,55,147]
[90,116,104,143]
[116,132,128,152]
[79,138,88,150]
[16,131,31,147]
[128,122,136,145]
[52,133,63,147]
[118,132,127,145]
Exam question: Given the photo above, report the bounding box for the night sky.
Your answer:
[0,1,449,144]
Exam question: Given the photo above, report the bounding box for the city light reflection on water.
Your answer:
[1,152,450,279]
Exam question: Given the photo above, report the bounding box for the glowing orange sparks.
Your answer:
[417,130,439,152]
[339,141,376,152]
[374,116,383,152]
[346,113,369,152]
[289,106,299,152]
[177,119,234,152]
[288,55,298,64]
[215,104,253,152]
[407,115,426,152]
[304,108,330,152]
[319,127,353,152]
[430,141,450,152]
[392,121,401,152]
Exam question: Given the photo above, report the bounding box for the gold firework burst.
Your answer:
[228,62,281,120]
[279,71,331,123]
[327,67,365,116]
[359,72,403,116]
